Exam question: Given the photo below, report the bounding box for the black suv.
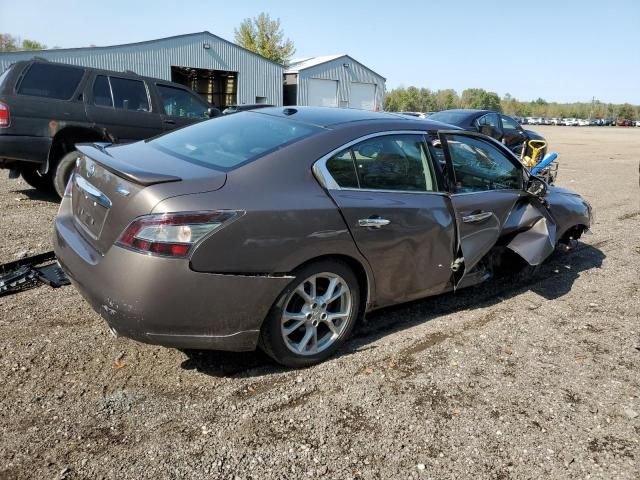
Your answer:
[0,59,220,197]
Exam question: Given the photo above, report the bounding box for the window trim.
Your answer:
[438,130,526,195]
[313,131,444,195]
[91,74,114,108]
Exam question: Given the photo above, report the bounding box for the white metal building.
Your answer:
[284,55,385,111]
[0,32,284,109]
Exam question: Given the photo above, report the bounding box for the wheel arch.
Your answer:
[45,126,112,174]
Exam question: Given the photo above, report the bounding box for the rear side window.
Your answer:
[151,111,320,171]
[109,77,149,111]
[326,150,359,188]
[17,63,84,100]
[157,85,207,118]
[92,75,113,107]
[351,135,435,192]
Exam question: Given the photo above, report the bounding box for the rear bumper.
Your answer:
[0,134,51,167]
[53,198,293,352]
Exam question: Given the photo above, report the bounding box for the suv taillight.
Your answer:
[0,101,9,128]
[116,211,243,258]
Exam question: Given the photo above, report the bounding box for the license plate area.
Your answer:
[72,176,111,239]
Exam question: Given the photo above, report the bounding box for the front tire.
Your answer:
[259,260,360,368]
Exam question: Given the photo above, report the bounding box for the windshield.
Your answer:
[428,111,473,125]
[150,112,321,170]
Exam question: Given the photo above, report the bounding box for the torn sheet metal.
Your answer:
[507,215,557,265]
[506,201,558,266]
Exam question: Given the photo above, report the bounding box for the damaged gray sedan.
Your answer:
[53,107,592,367]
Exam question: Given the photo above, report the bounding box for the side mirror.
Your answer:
[207,107,221,118]
[526,176,548,197]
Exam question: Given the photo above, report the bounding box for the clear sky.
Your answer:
[1,0,638,104]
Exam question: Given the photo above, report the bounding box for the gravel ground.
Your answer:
[1,126,639,479]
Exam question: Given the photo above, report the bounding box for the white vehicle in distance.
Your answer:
[577,119,590,126]
[550,117,562,125]
[562,118,579,126]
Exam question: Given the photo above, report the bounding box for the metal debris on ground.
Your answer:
[0,251,69,297]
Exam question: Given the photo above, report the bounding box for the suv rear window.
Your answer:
[150,111,320,170]
[17,63,84,100]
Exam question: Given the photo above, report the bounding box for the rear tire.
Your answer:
[20,166,53,193]
[259,259,360,368]
[52,151,80,199]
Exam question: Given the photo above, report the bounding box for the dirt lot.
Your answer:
[1,126,639,479]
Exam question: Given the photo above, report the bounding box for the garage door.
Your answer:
[308,79,338,107]
[349,83,376,110]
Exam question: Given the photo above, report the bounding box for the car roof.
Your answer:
[253,106,453,129]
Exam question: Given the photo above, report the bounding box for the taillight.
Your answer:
[116,211,243,258]
[0,101,10,128]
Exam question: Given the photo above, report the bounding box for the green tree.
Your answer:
[0,33,19,52]
[0,34,47,52]
[617,103,635,120]
[234,13,295,65]
[461,88,501,111]
[21,39,46,50]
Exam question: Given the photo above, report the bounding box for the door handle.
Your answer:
[358,218,391,228]
[163,119,176,125]
[462,211,493,223]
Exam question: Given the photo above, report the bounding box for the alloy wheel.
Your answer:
[280,272,352,356]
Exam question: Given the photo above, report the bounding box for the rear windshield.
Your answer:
[18,62,85,100]
[428,111,472,125]
[150,112,321,170]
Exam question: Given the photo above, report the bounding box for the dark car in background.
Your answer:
[0,59,220,197]
[429,109,546,157]
[54,107,592,367]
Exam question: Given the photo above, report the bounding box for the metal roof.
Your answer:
[286,54,386,81]
[286,55,346,72]
[0,31,285,68]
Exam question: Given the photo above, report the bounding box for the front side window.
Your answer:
[157,85,208,118]
[151,111,320,171]
[351,135,435,192]
[110,77,149,111]
[92,75,113,107]
[501,115,521,130]
[17,63,84,100]
[445,134,521,193]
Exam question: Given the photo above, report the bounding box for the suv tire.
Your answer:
[21,167,53,193]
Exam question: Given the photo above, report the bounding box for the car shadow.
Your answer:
[12,188,60,204]
[179,242,605,378]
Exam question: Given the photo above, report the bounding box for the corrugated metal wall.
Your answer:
[296,56,385,110]
[0,32,284,106]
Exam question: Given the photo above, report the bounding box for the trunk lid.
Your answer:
[72,141,226,254]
